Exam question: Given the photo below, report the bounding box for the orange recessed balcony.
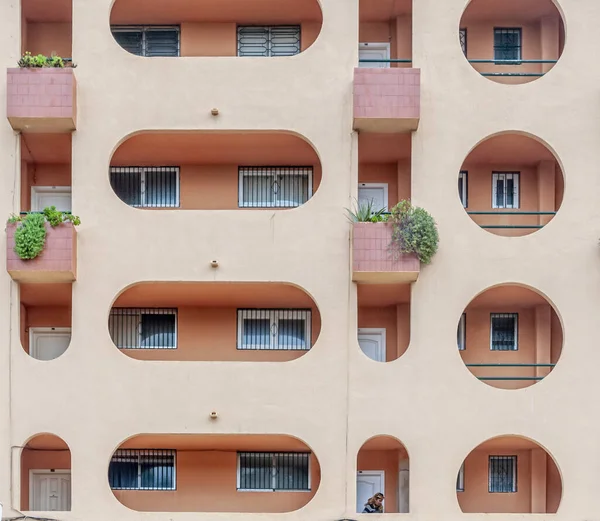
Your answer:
[353,68,420,133]
[7,68,77,132]
[352,222,419,283]
[7,222,77,283]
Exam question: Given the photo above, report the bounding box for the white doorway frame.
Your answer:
[31,186,72,212]
[29,469,71,511]
[29,328,72,360]
[358,328,387,362]
[359,42,391,68]
[358,183,389,211]
[357,469,386,513]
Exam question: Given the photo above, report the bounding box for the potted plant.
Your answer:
[17,52,76,68]
[7,207,81,261]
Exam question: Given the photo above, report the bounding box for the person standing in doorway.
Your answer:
[363,492,384,513]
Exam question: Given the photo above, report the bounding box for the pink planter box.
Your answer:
[7,222,77,282]
[352,222,420,283]
[6,68,77,132]
[353,67,420,133]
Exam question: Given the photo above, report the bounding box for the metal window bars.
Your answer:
[459,29,467,55]
[456,463,465,492]
[457,313,466,351]
[109,449,176,490]
[488,456,517,493]
[110,167,180,208]
[237,26,301,57]
[237,452,310,491]
[490,313,518,351]
[111,26,180,57]
[238,167,313,208]
[109,308,177,349]
[458,171,468,208]
[492,172,519,209]
[237,309,312,350]
[465,363,556,382]
[494,28,522,63]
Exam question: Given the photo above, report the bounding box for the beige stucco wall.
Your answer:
[2,0,599,519]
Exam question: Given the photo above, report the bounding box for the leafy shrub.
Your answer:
[13,213,46,260]
[346,199,388,223]
[389,200,439,265]
[8,207,81,260]
[17,52,76,68]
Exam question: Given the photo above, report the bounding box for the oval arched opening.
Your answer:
[356,435,409,514]
[459,0,566,84]
[109,281,321,361]
[459,132,564,236]
[109,0,323,57]
[110,132,321,210]
[109,434,320,512]
[457,435,562,513]
[457,284,563,389]
[21,434,72,511]
[20,283,72,361]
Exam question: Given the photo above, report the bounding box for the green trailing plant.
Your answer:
[8,207,81,261]
[17,52,76,68]
[346,199,388,223]
[13,213,46,260]
[388,200,439,265]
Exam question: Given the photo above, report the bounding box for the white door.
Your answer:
[357,470,385,513]
[358,183,388,212]
[31,187,72,212]
[358,328,386,362]
[30,471,71,511]
[359,43,391,68]
[30,328,71,361]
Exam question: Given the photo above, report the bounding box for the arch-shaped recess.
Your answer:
[109,281,321,361]
[457,435,562,513]
[21,434,72,511]
[356,435,409,514]
[109,131,322,210]
[357,284,411,362]
[109,434,320,512]
[459,132,564,236]
[459,0,565,84]
[109,0,323,57]
[457,284,563,389]
[20,283,72,361]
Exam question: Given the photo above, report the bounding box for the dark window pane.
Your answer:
[145,29,179,57]
[140,313,176,348]
[110,168,142,206]
[109,459,138,489]
[112,30,143,56]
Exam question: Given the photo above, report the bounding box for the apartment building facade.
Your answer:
[0,0,596,519]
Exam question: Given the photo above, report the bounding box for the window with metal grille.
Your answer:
[237,452,310,491]
[237,26,301,57]
[459,171,468,208]
[111,26,180,57]
[237,309,311,350]
[489,456,517,493]
[110,167,180,208]
[109,449,176,490]
[494,28,522,62]
[109,308,177,349]
[459,29,467,56]
[238,167,313,208]
[457,313,466,351]
[492,172,520,209]
[456,462,465,492]
[490,313,518,351]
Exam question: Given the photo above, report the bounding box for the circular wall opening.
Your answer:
[457,284,563,389]
[459,132,564,236]
[457,435,562,513]
[459,0,565,84]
